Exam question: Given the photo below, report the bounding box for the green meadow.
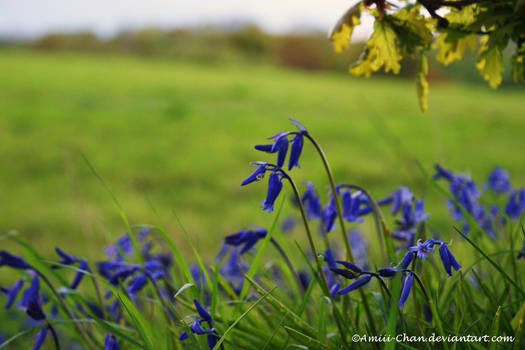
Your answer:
[1,49,524,261]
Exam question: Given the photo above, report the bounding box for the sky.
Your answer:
[0,0,373,39]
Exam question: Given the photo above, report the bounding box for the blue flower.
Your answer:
[487,167,511,194]
[33,328,49,350]
[194,299,212,323]
[104,334,120,350]
[335,260,363,274]
[505,189,525,219]
[224,226,267,254]
[392,200,429,246]
[390,186,414,215]
[323,248,337,269]
[342,189,364,223]
[377,267,397,278]
[336,274,372,295]
[25,276,46,321]
[322,195,337,233]
[288,133,304,170]
[280,216,297,233]
[398,272,413,307]
[301,182,322,219]
[399,251,414,270]
[409,239,435,260]
[255,132,289,168]
[1,278,24,309]
[347,230,369,268]
[241,164,267,186]
[261,172,283,212]
[0,251,32,270]
[55,247,89,290]
[438,243,461,276]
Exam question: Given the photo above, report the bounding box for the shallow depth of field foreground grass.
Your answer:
[0,49,524,350]
[0,49,524,260]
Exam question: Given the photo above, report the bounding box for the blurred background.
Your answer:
[0,1,524,262]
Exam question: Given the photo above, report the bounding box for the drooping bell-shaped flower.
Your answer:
[241,164,267,186]
[32,328,49,350]
[255,132,290,168]
[224,226,267,254]
[1,278,24,309]
[398,272,413,307]
[288,133,304,170]
[301,182,322,219]
[377,267,397,278]
[0,251,32,270]
[399,251,413,270]
[261,172,283,212]
[25,277,46,321]
[194,299,212,323]
[336,274,372,295]
[322,196,337,233]
[438,243,461,276]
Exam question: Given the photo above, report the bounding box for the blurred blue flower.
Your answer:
[225,226,267,254]
[104,334,120,350]
[0,251,32,270]
[322,195,337,233]
[487,167,511,194]
[301,182,322,219]
[1,278,24,309]
[54,247,89,290]
[33,328,49,350]
[255,132,289,168]
[280,216,297,233]
[390,186,414,215]
[505,189,525,219]
[25,276,46,321]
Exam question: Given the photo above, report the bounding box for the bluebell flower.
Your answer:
[342,189,364,223]
[255,132,289,168]
[301,182,322,219]
[0,251,32,270]
[280,216,297,233]
[25,277,46,321]
[219,248,247,295]
[392,200,429,247]
[288,133,304,170]
[261,172,283,212]
[488,167,511,194]
[329,268,357,280]
[323,248,337,269]
[377,267,397,278]
[438,243,461,276]
[298,270,311,290]
[335,260,363,274]
[194,299,212,323]
[224,226,267,254]
[241,164,267,186]
[104,334,120,350]
[322,195,337,233]
[390,186,414,215]
[207,334,219,349]
[409,239,435,260]
[1,278,24,309]
[55,247,89,290]
[505,189,525,219]
[33,328,49,350]
[399,251,414,270]
[336,274,372,295]
[398,272,413,307]
[127,274,148,295]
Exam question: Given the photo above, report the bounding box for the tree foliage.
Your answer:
[330,0,525,111]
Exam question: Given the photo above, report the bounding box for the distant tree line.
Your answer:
[1,24,519,85]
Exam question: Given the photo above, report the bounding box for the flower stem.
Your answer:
[146,273,177,350]
[45,322,61,350]
[275,167,350,349]
[304,134,354,262]
[302,136,378,334]
[38,273,98,350]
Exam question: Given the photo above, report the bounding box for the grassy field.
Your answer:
[1,49,524,262]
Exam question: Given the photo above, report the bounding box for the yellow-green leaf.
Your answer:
[350,20,402,77]
[476,45,504,89]
[329,3,362,53]
[416,53,429,112]
[433,32,477,65]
